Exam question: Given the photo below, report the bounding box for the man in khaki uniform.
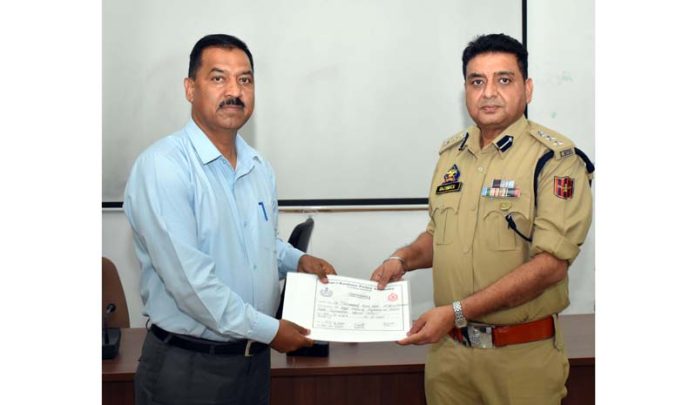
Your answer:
[371,34,593,405]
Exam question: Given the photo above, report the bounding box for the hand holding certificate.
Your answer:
[281,273,411,342]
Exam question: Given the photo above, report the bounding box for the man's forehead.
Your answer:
[201,47,252,69]
[467,52,520,74]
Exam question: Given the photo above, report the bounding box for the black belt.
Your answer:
[150,324,268,356]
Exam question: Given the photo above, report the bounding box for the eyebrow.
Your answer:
[466,70,516,80]
[208,67,254,76]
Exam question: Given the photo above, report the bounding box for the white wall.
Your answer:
[102,0,522,201]
[103,208,594,327]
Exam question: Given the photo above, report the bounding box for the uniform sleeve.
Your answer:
[124,152,279,344]
[531,154,593,264]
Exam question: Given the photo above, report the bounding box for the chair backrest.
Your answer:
[287,217,314,253]
[102,257,130,328]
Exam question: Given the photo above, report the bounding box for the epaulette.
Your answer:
[528,123,576,160]
[439,131,466,155]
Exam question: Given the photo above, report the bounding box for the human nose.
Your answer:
[483,81,498,98]
[224,79,242,97]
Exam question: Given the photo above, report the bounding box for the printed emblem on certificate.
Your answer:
[282,273,412,342]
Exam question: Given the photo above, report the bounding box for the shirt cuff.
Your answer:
[280,246,305,276]
[248,311,280,344]
[532,228,581,263]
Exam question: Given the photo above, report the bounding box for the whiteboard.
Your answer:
[102,0,523,201]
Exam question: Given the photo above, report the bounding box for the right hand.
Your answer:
[270,320,313,353]
[370,258,405,290]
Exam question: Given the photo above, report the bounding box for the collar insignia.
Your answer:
[495,135,514,153]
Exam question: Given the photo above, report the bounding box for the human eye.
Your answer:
[470,78,484,87]
[499,77,512,85]
[238,75,254,86]
[211,75,225,83]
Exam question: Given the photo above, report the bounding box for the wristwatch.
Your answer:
[452,300,467,329]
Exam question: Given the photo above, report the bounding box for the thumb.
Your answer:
[287,320,310,335]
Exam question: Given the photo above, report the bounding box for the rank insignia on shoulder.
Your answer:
[436,164,463,194]
[481,179,520,198]
[554,176,574,199]
[560,148,575,158]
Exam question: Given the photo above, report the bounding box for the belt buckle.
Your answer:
[466,324,494,349]
[244,340,254,357]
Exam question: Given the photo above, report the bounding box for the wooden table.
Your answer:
[103,314,594,405]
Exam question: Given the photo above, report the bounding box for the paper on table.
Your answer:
[281,273,411,342]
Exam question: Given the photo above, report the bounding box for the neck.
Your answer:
[192,116,239,168]
[479,128,504,148]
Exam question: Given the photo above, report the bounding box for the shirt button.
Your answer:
[478,167,484,173]
[243,221,247,227]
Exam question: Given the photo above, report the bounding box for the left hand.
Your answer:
[297,254,337,284]
[398,305,455,345]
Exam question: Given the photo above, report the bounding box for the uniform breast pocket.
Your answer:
[257,201,276,251]
[482,208,532,251]
[432,197,461,245]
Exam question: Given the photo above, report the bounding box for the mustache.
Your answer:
[218,97,245,109]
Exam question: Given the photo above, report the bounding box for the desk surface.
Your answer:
[103,313,594,381]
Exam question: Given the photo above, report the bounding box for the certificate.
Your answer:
[281,273,411,342]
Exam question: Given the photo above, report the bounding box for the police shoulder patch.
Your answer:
[528,122,576,160]
[439,131,466,155]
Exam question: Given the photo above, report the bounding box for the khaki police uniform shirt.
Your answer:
[426,116,592,325]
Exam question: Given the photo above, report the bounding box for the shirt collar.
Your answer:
[234,132,261,176]
[185,120,222,164]
[463,115,528,158]
[185,119,261,169]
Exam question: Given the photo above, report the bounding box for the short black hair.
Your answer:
[188,34,254,79]
[461,33,528,79]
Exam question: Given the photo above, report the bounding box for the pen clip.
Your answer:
[258,202,268,221]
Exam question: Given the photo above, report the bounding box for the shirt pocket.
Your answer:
[432,195,461,245]
[482,201,532,251]
[256,200,276,252]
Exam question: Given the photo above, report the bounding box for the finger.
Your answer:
[323,262,337,276]
[377,267,389,290]
[296,325,310,336]
[318,263,331,284]
[407,319,426,335]
[287,320,310,335]
[369,266,383,282]
[370,264,387,290]
[398,333,423,345]
[303,337,314,347]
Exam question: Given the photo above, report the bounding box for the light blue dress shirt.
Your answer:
[124,120,304,344]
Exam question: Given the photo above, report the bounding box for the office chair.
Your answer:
[287,217,314,253]
[102,257,129,359]
[102,257,130,328]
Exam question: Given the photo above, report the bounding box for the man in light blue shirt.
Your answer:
[124,34,336,405]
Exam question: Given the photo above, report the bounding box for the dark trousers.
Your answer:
[135,330,271,405]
